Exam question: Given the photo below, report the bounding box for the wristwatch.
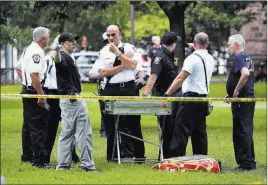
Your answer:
[163,93,169,97]
[115,50,122,57]
[141,93,147,97]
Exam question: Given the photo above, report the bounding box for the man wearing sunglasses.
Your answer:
[96,25,145,163]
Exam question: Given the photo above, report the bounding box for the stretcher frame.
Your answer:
[104,100,172,164]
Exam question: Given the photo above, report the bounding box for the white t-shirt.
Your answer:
[43,55,57,89]
[21,42,46,86]
[181,49,215,94]
[96,42,140,83]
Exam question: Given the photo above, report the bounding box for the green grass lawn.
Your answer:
[1,83,267,184]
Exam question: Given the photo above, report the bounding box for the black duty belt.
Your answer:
[109,80,135,88]
[183,91,207,97]
[23,85,36,91]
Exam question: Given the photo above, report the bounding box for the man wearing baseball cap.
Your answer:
[142,31,182,159]
[53,32,101,172]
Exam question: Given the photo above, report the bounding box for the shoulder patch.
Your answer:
[153,56,161,65]
[32,54,41,64]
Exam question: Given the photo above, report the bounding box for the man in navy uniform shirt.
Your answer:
[142,32,182,159]
[226,34,256,171]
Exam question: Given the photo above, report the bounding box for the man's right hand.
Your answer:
[37,98,46,107]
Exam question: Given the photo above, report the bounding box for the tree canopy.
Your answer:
[0,0,266,62]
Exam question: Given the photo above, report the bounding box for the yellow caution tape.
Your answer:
[0,94,266,102]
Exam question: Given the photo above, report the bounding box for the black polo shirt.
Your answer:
[55,51,81,95]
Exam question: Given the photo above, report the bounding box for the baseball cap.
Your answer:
[162,32,182,45]
[58,32,80,44]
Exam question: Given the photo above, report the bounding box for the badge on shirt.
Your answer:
[32,54,40,64]
[153,56,161,65]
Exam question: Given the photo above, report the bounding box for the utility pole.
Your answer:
[130,4,135,45]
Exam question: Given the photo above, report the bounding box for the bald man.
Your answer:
[95,25,145,163]
[164,32,215,157]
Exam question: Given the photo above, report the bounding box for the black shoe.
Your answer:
[32,163,53,169]
[81,166,102,172]
[234,165,256,171]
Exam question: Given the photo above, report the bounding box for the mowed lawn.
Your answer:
[0,83,267,184]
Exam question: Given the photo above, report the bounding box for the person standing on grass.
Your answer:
[20,26,51,169]
[142,32,182,159]
[43,35,80,164]
[53,32,101,172]
[163,32,215,158]
[96,25,145,163]
[225,34,256,171]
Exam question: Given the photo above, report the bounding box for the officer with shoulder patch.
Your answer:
[142,32,182,159]
[96,25,145,163]
[226,34,256,171]
[20,26,51,168]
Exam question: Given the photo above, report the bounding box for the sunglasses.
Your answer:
[106,33,117,37]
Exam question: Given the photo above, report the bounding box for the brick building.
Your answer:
[232,2,267,65]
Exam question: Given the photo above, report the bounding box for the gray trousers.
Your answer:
[57,99,95,169]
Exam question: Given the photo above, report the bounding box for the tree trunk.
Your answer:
[169,8,185,71]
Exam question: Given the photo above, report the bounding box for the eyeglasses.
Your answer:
[107,33,117,37]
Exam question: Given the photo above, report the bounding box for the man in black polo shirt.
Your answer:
[226,34,256,171]
[54,32,100,172]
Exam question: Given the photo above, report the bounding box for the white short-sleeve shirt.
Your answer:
[181,49,215,94]
[89,54,107,90]
[43,54,58,89]
[96,42,139,83]
[21,42,46,86]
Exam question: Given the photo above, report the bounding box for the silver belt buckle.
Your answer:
[120,82,124,88]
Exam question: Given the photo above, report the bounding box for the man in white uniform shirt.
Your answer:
[96,25,145,163]
[20,26,51,168]
[164,32,215,157]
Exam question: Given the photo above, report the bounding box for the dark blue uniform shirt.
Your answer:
[151,46,177,92]
[226,51,254,97]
